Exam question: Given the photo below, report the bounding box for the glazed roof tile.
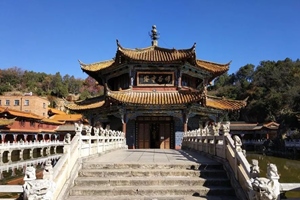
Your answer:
[49,114,84,122]
[196,60,229,75]
[117,44,195,62]
[65,96,105,110]
[48,108,66,115]
[80,60,115,72]
[108,90,202,105]
[41,118,65,125]
[206,95,247,110]
[0,106,43,119]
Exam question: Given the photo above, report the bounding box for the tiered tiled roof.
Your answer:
[66,91,246,111]
[205,95,247,110]
[196,60,230,76]
[117,43,195,62]
[79,60,114,72]
[80,41,229,77]
[108,90,202,105]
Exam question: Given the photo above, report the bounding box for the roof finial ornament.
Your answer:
[149,25,159,46]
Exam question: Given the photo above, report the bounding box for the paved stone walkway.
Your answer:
[86,149,219,165]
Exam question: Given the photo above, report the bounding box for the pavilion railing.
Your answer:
[0,123,127,200]
[182,122,300,200]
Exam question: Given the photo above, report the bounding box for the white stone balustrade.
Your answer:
[182,122,298,200]
[0,140,63,150]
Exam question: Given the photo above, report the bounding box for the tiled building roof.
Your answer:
[64,96,105,110]
[66,91,246,111]
[205,95,247,110]
[48,108,66,115]
[49,114,84,122]
[80,60,114,72]
[80,42,230,76]
[117,44,195,62]
[41,118,65,125]
[0,106,43,120]
[196,60,229,75]
[108,90,202,105]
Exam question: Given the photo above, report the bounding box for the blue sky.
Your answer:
[0,0,299,79]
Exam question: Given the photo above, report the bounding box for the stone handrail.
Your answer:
[52,124,127,200]
[0,140,63,150]
[182,122,289,200]
[0,154,61,172]
[0,123,127,200]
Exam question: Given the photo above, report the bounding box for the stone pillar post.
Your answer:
[13,134,18,143]
[19,149,24,161]
[54,146,57,154]
[0,134,5,144]
[7,151,11,162]
[40,148,43,157]
[24,134,28,142]
[29,149,33,159]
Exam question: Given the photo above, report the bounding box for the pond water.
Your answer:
[246,153,300,198]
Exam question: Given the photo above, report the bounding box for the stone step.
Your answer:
[82,163,223,170]
[69,185,235,197]
[78,169,228,178]
[74,177,231,187]
[67,195,238,200]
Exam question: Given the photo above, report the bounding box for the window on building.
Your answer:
[5,100,10,106]
[0,100,1,105]
[43,102,46,109]
[14,100,20,106]
[19,120,25,127]
[30,121,35,127]
[24,100,29,106]
[43,113,45,116]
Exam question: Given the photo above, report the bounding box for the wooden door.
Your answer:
[136,116,174,149]
[159,123,170,149]
[137,123,150,149]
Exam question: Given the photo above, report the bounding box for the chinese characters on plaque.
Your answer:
[137,72,174,86]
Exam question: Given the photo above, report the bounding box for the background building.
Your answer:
[0,93,50,117]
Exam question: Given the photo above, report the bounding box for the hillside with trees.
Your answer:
[209,58,300,130]
[0,67,103,104]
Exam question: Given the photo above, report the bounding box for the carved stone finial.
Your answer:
[150,25,159,46]
[64,133,71,144]
[24,166,36,181]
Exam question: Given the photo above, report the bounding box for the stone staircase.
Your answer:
[66,162,238,200]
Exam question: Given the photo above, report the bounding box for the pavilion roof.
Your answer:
[80,41,230,78]
[65,91,246,111]
[107,90,203,105]
[205,95,247,111]
[64,96,106,110]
